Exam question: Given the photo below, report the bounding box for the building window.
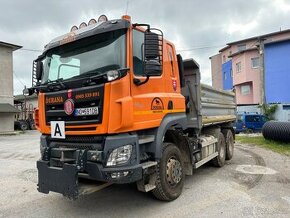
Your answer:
[251,57,259,68]
[236,62,241,73]
[241,85,250,95]
[224,72,227,80]
[237,44,246,51]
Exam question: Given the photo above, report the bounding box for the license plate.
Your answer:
[74,107,99,116]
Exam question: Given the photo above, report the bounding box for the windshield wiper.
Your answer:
[37,78,66,91]
[48,78,66,90]
[69,70,103,80]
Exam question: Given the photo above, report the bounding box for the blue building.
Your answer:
[265,39,290,104]
[222,60,233,90]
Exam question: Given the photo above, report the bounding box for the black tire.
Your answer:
[222,129,234,160]
[14,121,21,130]
[212,132,226,167]
[29,120,36,130]
[152,143,184,201]
[19,121,28,131]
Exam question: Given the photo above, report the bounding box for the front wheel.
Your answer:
[152,143,184,201]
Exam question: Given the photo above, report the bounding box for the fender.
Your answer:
[146,113,187,159]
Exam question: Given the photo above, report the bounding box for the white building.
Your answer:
[0,41,21,133]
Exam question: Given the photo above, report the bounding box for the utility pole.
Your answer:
[259,37,265,113]
[23,86,27,120]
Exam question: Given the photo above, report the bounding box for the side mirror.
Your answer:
[36,61,43,81]
[143,30,163,76]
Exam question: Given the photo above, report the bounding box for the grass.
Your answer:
[236,134,290,156]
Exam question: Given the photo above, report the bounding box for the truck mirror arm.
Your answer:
[133,75,150,86]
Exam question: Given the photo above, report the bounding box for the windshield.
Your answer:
[41,30,126,84]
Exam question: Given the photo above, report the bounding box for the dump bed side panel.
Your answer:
[181,59,236,130]
[201,84,236,126]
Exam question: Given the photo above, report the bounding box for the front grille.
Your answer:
[45,85,104,126]
[47,135,105,143]
[56,142,101,150]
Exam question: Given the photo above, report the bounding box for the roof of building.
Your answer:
[0,103,20,113]
[264,37,290,46]
[0,41,22,51]
[219,45,231,53]
[219,29,290,52]
[227,29,290,45]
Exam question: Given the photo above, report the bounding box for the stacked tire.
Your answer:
[262,121,290,142]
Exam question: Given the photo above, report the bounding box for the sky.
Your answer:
[1,0,290,95]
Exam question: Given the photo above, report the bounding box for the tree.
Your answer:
[258,104,278,120]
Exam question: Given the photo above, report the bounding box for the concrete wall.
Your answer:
[237,105,261,114]
[0,46,13,105]
[210,53,222,90]
[274,104,290,121]
[0,44,19,133]
[0,113,14,132]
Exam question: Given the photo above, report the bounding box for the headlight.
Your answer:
[106,144,133,166]
[106,70,120,81]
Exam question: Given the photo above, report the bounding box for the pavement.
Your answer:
[0,131,290,218]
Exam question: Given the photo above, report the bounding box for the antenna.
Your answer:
[125,0,129,15]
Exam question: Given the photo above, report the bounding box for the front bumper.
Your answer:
[37,133,144,198]
[37,160,144,199]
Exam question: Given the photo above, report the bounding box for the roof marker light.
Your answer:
[98,15,108,22]
[88,18,97,25]
[79,22,87,29]
[70,25,78,32]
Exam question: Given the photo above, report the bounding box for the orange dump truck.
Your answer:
[26,15,236,201]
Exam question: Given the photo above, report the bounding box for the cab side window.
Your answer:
[133,29,145,76]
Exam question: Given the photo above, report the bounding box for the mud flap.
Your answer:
[37,161,79,199]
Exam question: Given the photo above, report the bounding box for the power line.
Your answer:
[177,44,225,52]
[13,72,26,87]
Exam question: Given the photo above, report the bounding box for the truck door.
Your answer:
[130,29,166,127]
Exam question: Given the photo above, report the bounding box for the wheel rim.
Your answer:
[166,157,182,186]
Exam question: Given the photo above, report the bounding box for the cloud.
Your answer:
[0,0,289,94]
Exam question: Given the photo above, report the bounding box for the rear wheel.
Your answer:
[152,143,184,201]
[212,132,226,167]
[222,129,234,160]
[19,120,28,131]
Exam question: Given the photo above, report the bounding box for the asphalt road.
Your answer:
[0,131,290,218]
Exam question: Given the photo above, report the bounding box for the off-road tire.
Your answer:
[19,121,29,131]
[212,132,226,167]
[152,143,184,201]
[222,129,234,160]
